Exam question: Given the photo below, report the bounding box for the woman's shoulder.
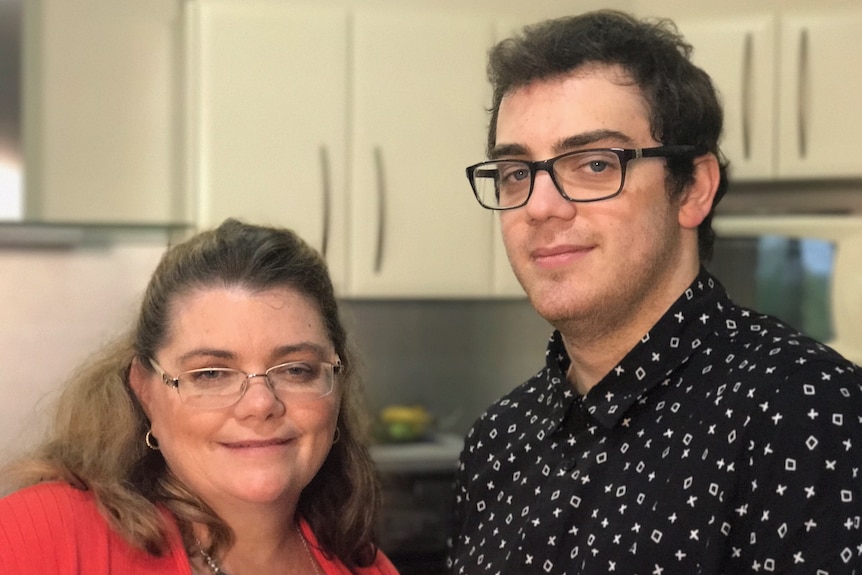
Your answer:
[0,482,100,572]
[0,480,98,528]
[0,481,190,575]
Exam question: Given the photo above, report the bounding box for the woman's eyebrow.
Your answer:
[272,342,330,358]
[177,348,235,363]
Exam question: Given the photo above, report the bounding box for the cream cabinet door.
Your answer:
[348,9,495,298]
[24,0,185,224]
[777,9,862,179]
[189,1,348,290]
[488,17,537,298]
[676,15,777,181]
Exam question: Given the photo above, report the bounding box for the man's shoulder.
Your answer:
[712,303,858,374]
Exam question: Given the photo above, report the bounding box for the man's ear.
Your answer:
[129,357,153,418]
[678,153,720,230]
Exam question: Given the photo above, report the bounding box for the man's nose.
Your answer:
[524,169,576,219]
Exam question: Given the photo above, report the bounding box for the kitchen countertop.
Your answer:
[370,433,463,473]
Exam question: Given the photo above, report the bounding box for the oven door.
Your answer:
[371,434,462,575]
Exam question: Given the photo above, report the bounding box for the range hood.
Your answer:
[0,0,23,220]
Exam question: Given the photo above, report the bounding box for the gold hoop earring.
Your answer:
[145,429,160,451]
[332,427,341,444]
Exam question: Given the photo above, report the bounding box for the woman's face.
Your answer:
[131,285,341,514]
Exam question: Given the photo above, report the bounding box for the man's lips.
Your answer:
[531,244,592,266]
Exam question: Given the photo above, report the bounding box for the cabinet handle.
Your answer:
[797,27,809,159]
[373,146,387,274]
[741,32,753,161]
[319,146,331,259]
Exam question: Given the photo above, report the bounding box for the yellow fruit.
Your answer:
[379,405,431,425]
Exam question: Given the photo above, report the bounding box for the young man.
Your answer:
[450,10,862,574]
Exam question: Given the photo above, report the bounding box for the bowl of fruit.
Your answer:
[375,404,433,443]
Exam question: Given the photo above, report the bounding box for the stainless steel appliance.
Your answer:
[0,0,23,220]
[709,182,862,365]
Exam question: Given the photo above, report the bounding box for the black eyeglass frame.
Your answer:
[465,145,697,210]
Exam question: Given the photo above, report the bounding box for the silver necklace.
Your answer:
[196,525,321,575]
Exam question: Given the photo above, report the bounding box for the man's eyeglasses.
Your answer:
[147,357,342,410]
[465,145,696,210]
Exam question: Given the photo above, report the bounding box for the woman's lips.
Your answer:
[222,437,293,450]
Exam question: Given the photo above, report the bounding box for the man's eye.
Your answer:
[500,165,530,183]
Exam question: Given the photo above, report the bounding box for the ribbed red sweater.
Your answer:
[0,482,189,573]
[0,482,399,574]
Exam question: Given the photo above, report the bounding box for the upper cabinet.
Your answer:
[675,16,776,181]
[23,0,188,225]
[676,7,862,181]
[776,10,862,179]
[190,2,501,298]
[347,9,495,297]
[188,1,349,290]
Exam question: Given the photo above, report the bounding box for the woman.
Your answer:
[0,219,398,574]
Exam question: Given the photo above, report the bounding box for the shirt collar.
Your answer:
[540,268,730,430]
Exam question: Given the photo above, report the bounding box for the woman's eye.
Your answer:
[270,362,321,383]
[188,369,234,385]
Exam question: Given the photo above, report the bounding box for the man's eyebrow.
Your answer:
[490,129,637,160]
[489,143,529,160]
[554,130,635,154]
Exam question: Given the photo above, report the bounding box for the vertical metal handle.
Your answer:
[741,32,753,161]
[319,146,331,259]
[797,27,809,159]
[373,146,386,274]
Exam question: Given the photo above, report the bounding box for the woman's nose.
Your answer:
[234,374,286,417]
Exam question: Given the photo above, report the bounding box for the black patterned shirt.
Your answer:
[449,269,862,574]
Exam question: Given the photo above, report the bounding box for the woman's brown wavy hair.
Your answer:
[1,219,382,569]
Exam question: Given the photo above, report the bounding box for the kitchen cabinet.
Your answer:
[776,9,862,179]
[676,8,862,181]
[23,0,187,224]
[188,1,349,290]
[191,2,501,298]
[347,9,496,297]
[487,17,534,298]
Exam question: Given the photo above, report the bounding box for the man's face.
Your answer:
[494,65,692,336]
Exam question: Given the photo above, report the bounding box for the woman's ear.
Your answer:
[678,153,720,229]
[129,357,153,418]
